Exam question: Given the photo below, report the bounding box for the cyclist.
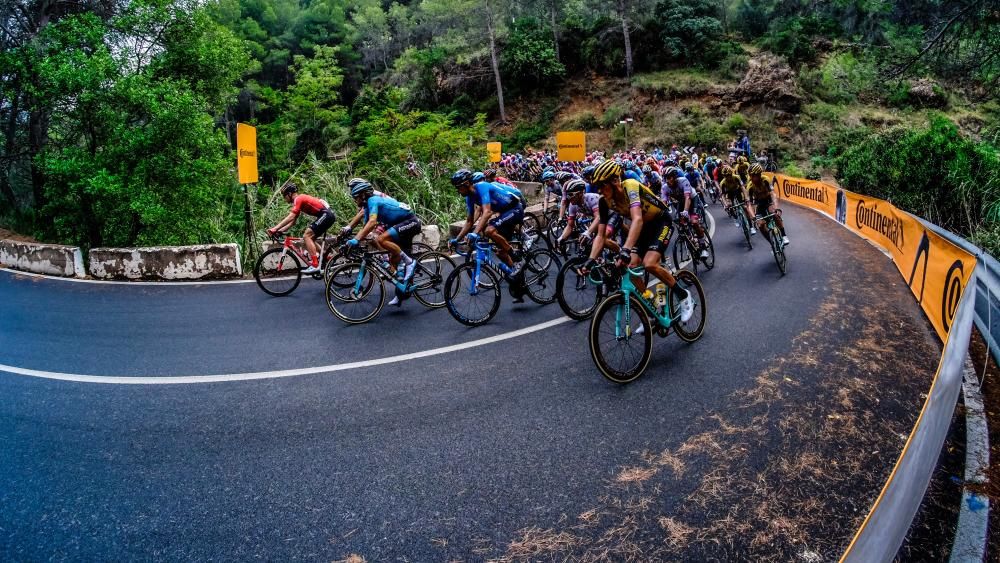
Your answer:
[644,165,664,196]
[581,165,598,193]
[339,179,389,236]
[267,182,336,275]
[736,155,750,185]
[748,163,790,246]
[484,168,516,187]
[450,168,528,301]
[664,168,710,259]
[344,178,421,281]
[584,160,694,323]
[719,166,756,235]
[556,178,622,255]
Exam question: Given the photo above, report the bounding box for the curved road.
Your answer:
[0,204,943,561]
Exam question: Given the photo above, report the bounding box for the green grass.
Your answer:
[631,69,718,99]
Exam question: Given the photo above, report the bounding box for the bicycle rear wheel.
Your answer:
[740,211,753,250]
[771,227,787,275]
[326,262,385,324]
[523,249,560,305]
[672,234,693,272]
[669,270,707,342]
[411,251,455,308]
[254,248,303,297]
[700,233,715,270]
[589,292,652,384]
[444,262,502,326]
[556,257,601,320]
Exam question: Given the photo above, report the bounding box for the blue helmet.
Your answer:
[541,170,556,181]
[451,169,473,188]
[471,172,486,183]
[348,178,372,198]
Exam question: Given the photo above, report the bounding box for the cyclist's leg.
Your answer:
[303,228,318,265]
[771,203,787,236]
[486,206,522,267]
[375,230,403,274]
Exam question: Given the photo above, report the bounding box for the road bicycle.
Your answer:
[444,239,561,326]
[726,201,754,250]
[325,246,455,324]
[254,231,347,297]
[671,215,715,274]
[757,210,787,275]
[588,265,706,384]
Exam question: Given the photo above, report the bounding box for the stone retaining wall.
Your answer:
[88,244,242,280]
[0,239,85,278]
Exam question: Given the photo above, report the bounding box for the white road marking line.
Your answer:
[0,316,573,385]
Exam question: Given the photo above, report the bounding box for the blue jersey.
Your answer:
[584,182,597,194]
[365,195,413,226]
[685,170,701,187]
[624,169,644,184]
[465,181,521,216]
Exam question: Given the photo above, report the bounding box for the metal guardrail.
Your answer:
[917,218,1000,367]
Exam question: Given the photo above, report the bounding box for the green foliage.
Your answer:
[835,115,1000,254]
[799,52,878,104]
[759,15,840,64]
[284,45,349,160]
[632,70,716,98]
[565,112,599,131]
[601,104,628,128]
[23,6,250,250]
[501,100,560,150]
[655,0,731,67]
[725,113,747,131]
[502,18,566,92]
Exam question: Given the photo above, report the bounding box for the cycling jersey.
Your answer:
[747,177,772,201]
[465,181,521,216]
[624,169,644,184]
[685,170,702,188]
[567,193,601,218]
[365,195,414,226]
[719,176,745,200]
[604,178,668,222]
[291,194,329,217]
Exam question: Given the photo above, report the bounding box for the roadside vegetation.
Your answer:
[1,0,998,254]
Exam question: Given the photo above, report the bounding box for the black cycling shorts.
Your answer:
[309,208,336,235]
[386,214,421,254]
[489,204,524,240]
[634,212,673,258]
[753,198,773,218]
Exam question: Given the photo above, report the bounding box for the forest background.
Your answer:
[1,0,998,257]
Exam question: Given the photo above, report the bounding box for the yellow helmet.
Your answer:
[591,160,622,183]
[721,165,734,176]
[737,156,747,164]
[750,163,764,175]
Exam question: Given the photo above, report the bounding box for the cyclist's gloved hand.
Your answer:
[448,238,458,248]
[346,238,359,248]
[581,259,598,273]
[680,210,690,219]
[466,232,479,243]
[339,226,352,236]
[616,248,632,265]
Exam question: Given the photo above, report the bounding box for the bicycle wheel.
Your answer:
[740,211,753,250]
[556,257,601,320]
[411,251,456,308]
[445,262,502,326]
[669,270,707,342]
[410,241,434,258]
[589,292,653,384]
[700,233,715,270]
[771,227,787,275]
[326,262,385,324]
[523,249,561,305]
[254,248,303,297]
[523,212,543,240]
[672,233,693,271]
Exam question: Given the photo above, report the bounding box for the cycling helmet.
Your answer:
[483,169,497,180]
[749,163,764,175]
[665,167,682,180]
[471,171,486,183]
[591,160,622,183]
[721,165,734,176]
[624,160,637,170]
[642,165,652,173]
[581,165,596,180]
[563,178,586,196]
[451,168,473,187]
[737,155,747,164]
[541,170,556,181]
[348,178,373,198]
[555,171,576,182]
[684,164,694,172]
[280,182,298,196]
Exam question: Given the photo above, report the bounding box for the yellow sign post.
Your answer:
[487,142,502,163]
[556,131,586,162]
[237,123,258,184]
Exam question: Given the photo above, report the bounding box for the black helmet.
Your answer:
[665,167,682,180]
[348,178,373,198]
[280,182,298,196]
[451,169,473,188]
[563,178,586,196]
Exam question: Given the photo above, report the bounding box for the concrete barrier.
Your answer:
[414,225,441,250]
[0,239,85,278]
[88,244,242,280]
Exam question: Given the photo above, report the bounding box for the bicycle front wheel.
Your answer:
[740,212,753,250]
[411,251,455,308]
[556,257,601,320]
[326,262,385,324]
[254,248,303,297]
[700,232,715,270]
[444,263,502,326]
[669,270,707,342]
[589,292,653,384]
[771,228,787,275]
[672,234,693,272]
[523,249,561,305]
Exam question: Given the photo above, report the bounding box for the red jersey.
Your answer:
[494,177,515,187]
[291,194,328,216]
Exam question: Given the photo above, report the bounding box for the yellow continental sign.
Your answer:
[556,131,586,162]
[769,172,976,340]
[237,123,258,184]
[487,142,502,163]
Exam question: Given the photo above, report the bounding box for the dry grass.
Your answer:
[658,517,694,548]
[614,466,659,484]
[492,527,580,561]
[332,555,366,563]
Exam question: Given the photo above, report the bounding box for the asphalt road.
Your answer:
[0,204,943,561]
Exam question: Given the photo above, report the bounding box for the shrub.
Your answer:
[601,104,629,128]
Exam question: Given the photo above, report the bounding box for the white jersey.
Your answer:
[567,193,601,218]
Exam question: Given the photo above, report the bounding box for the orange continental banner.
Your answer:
[768,173,976,341]
[237,123,258,184]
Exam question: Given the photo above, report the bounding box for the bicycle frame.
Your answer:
[276,234,334,271]
[349,251,424,295]
[609,266,682,337]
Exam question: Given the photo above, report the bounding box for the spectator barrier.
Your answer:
[765,173,983,562]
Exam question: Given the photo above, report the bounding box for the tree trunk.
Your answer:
[485,0,506,123]
[550,0,560,62]
[619,0,633,78]
[27,108,48,209]
[0,89,21,207]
